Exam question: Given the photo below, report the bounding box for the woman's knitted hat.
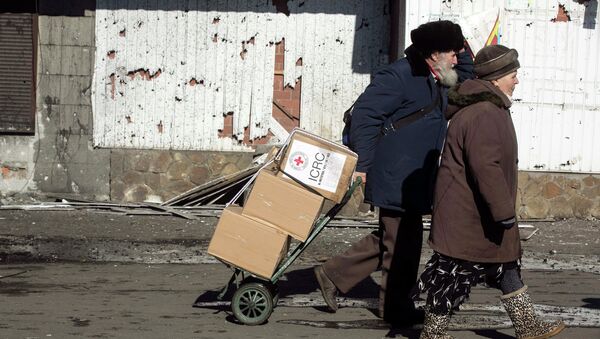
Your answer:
[474,45,520,80]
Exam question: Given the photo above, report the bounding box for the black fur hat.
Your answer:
[410,20,464,56]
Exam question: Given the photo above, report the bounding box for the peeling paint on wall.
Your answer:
[0,163,27,180]
[93,0,389,151]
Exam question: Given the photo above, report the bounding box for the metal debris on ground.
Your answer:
[0,201,225,220]
[0,270,29,280]
[0,200,546,233]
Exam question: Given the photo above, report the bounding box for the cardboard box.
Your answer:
[277,129,358,203]
[208,206,289,279]
[243,169,324,241]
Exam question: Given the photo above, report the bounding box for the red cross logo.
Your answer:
[289,151,309,170]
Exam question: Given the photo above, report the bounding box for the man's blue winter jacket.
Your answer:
[349,46,473,214]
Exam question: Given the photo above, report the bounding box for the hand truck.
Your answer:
[214,177,362,325]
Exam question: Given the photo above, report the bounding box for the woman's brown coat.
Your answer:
[429,79,521,263]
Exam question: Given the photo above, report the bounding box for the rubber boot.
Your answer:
[501,285,565,339]
[419,308,454,339]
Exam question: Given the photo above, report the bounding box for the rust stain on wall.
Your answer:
[157,120,163,133]
[240,42,248,60]
[218,112,234,138]
[109,73,116,100]
[1,165,27,180]
[239,36,256,59]
[188,78,204,86]
[218,112,272,145]
[127,68,162,80]
[107,50,116,59]
[227,126,273,145]
[551,4,571,22]
[242,128,273,145]
[119,28,126,37]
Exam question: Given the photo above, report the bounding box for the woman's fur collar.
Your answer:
[448,85,505,108]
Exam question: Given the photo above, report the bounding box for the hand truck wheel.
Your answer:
[231,282,274,325]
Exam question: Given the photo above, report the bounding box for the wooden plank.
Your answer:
[109,207,131,214]
[124,210,171,216]
[171,204,225,210]
[183,175,250,206]
[162,166,256,205]
[66,202,144,208]
[144,204,197,220]
[186,211,222,218]
[162,165,258,205]
[0,205,75,211]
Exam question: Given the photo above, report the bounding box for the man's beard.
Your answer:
[434,60,458,87]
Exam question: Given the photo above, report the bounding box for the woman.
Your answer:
[412,45,565,339]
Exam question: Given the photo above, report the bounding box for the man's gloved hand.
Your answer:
[353,171,367,186]
[498,216,517,229]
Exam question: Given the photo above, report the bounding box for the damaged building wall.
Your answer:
[406,0,600,173]
[1,7,111,200]
[93,0,389,151]
[34,14,111,199]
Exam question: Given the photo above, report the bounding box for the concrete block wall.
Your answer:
[332,172,600,220]
[33,14,110,200]
[110,150,253,203]
[517,172,600,220]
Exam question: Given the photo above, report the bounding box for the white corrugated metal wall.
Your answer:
[406,0,600,173]
[92,0,389,151]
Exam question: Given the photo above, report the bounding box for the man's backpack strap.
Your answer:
[381,84,442,136]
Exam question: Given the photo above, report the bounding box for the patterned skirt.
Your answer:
[411,252,520,314]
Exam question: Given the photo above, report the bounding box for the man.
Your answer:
[314,20,474,325]
[413,44,564,339]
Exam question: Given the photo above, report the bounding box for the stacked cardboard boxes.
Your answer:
[208,129,358,279]
[277,129,358,203]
